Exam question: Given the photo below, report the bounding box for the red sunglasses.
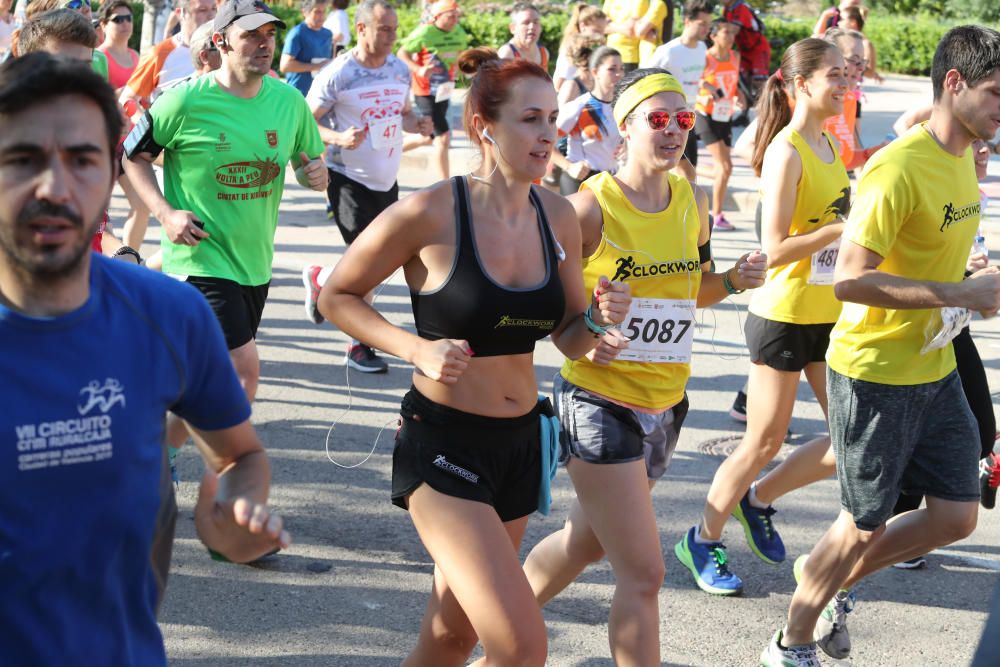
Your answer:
[632,110,696,132]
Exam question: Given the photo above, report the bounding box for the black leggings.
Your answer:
[893,326,996,514]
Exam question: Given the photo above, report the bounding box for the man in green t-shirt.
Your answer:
[397,0,469,180]
[124,0,326,448]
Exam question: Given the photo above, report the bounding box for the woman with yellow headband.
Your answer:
[675,38,849,607]
[522,68,766,664]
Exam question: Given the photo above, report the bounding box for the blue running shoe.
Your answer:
[733,491,786,564]
[674,526,743,596]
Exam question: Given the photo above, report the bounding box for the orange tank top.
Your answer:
[507,42,550,71]
[823,90,859,168]
[695,51,739,118]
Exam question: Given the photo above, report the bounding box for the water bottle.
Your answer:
[973,230,988,258]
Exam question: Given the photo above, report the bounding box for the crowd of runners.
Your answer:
[2,0,1000,664]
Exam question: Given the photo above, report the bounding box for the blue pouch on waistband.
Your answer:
[537,395,560,516]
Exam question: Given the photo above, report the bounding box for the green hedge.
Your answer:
[128,2,995,78]
[863,0,1000,23]
[763,14,1000,76]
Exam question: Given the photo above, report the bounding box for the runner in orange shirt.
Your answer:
[695,18,743,231]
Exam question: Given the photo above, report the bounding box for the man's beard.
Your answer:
[0,199,100,281]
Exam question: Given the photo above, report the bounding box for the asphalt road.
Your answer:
[112,73,1000,666]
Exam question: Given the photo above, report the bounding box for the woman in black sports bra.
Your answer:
[321,47,630,667]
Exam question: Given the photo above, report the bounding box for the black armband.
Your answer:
[123,111,164,161]
[699,239,712,268]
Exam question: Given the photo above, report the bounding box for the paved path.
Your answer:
[113,74,1000,666]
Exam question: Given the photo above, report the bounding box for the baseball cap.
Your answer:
[189,22,216,65]
[213,0,286,33]
[430,0,458,17]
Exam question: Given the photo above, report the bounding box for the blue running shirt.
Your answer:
[0,256,251,666]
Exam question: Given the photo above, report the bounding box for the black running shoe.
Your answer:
[730,390,748,423]
[345,343,388,374]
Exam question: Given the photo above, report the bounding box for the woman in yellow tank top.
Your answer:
[675,38,850,597]
[521,69,767,663]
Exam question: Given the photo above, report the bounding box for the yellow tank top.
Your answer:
[749,127,850,325]
[561,171,702,410]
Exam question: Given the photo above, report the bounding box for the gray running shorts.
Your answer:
[553,374,688,480]
[828,367,980,531]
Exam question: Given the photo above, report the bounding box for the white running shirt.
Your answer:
[645,38,706,106]
[307,51,412,192]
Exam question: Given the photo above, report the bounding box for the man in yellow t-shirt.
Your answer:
[762,26,1000,667]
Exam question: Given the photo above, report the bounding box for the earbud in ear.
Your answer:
[482,128,496,145]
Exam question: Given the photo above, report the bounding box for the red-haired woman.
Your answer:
[320,47,630,666]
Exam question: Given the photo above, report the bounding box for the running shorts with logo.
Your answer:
[826,124,982,529]
[392,386,543,521]
[560,171,701,477]
[307,51,411,241]
[747,127,849,370]
[555,374,688,480]
[745,314,833,372]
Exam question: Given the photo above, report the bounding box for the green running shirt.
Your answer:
[151,75,324,285]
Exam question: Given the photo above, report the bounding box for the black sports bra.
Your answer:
[411,176,566,357]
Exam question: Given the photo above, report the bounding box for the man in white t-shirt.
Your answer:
[645,0,712,181]
[323,0,351,55]
[301,0,430,374]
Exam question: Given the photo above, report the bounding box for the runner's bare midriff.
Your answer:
[412,352,540,417]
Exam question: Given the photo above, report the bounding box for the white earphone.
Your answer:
[482,128,496,145]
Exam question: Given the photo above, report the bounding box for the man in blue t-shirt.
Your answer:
[280,0,334,95]
[0,53,291,666]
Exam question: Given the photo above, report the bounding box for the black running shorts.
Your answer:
[413,95,450,137]
[327,169,399,245]
[392,387,543,522]
[185,276,269,350]
[695,111,733,147]
[744,312,833,372]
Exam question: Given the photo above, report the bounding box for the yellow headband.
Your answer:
[612,73,687,127]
